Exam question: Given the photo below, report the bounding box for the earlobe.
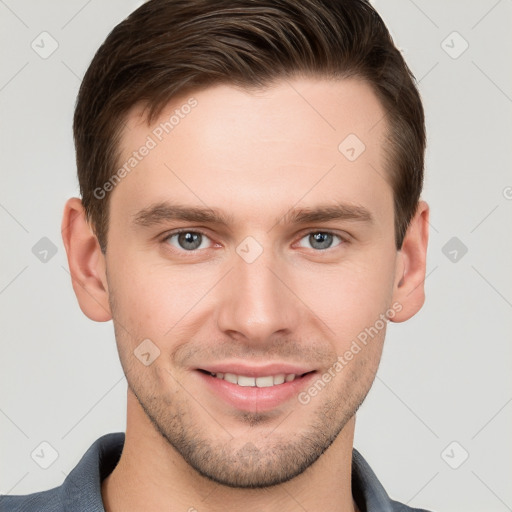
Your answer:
[61,198,112,322]
[390,200,430,323]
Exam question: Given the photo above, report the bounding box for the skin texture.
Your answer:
[62,77,429,512]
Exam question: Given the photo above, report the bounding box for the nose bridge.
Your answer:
[216,240,299,341]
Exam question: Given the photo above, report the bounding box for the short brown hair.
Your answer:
[74,0,425,251]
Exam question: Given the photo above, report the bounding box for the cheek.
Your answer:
[291,253,396,342]
[107,252,216,342]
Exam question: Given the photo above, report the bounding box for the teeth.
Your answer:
[255,376,273,387]
[238,375,256,387]
[224,373,237,384]
[210,372,297,387]
[273,374,285,385]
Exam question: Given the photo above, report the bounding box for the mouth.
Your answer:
[195,366,317,412]
[198,369,312,388]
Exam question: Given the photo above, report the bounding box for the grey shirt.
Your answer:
[1,433,433,511]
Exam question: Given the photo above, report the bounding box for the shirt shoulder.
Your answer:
[352,448,436,512]
[389,499,435,512]
[0,486,63,512]
[0,432,124,512]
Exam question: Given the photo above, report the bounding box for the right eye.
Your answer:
[163,230,213,251]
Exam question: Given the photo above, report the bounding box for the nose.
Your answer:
[215,244,301,345]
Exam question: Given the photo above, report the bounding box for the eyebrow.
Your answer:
[280,204,373,225]
[132,201,373,228]
[133,202,235,227]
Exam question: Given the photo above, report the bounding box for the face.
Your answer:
[103,77,400,487]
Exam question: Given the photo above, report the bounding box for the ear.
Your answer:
[61,197,112,322]
[390,200,429,323]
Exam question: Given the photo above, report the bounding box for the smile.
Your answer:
[196,367,317,412]
[208,372,299,387]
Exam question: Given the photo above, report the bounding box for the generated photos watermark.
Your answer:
[298,301,403,405]
[93,97,198,200]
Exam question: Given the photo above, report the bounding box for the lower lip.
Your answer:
[196,371,317,412]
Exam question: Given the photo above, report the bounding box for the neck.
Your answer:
[101,391,358,512]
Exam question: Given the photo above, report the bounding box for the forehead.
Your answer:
[111,77,392,229]
[124,76,386,149]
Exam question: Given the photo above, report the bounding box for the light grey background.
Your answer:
[1,1,511,511]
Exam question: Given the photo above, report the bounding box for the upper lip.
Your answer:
[197,363,315,377]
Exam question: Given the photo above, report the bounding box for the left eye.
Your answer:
[297,232,343,250]
[165,231,212,251]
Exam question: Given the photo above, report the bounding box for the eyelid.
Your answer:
[162,227,212,239]
[297,228,350,239]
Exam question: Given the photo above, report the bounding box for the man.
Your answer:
[2,0,433,510]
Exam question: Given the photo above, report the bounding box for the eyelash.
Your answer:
[161,228,348,255]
